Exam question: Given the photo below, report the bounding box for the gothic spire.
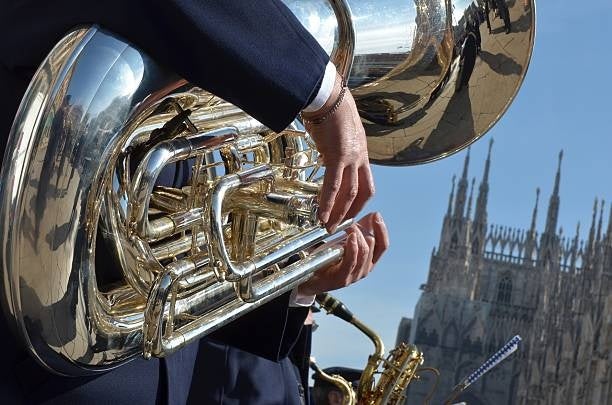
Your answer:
[573,222,581,253]
[447,175,456,216]
[606,205,612,245]
[553,150,563,193]
[462,147,470,179]
[604,205,612,269]
[467,177,475,220]
[596,200,605,243]
[543,150,563,238]
[529,188,540,236]
[587,198,598,253]
[474,140,493,226]
[482,138,493,184]
[524,188,540,263]
[570,222,580,273]
[454,148,470,218]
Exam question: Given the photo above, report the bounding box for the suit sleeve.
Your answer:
[0,0,329,132]
[145,0,329,132]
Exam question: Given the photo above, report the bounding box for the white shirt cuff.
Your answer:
[302,61,337,113]
[289,287,316,308]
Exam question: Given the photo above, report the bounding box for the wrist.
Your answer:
[301,72,345,125]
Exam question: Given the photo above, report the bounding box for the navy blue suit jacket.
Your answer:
[1,293,307,405]
[188,322,313,405]
[0,1,327,404]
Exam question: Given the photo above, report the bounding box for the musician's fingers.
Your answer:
[326,165,358,233]
[371,213,389,264]
[348,225,370,281]
[318,163,344,226]
[334,231,359,284]
[345,162,375,220]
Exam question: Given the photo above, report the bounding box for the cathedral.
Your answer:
[397,141,612,404]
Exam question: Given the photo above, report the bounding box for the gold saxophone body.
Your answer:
[0,0,535,376]
[313,296,524,404]
[310,360,358,405]
[315,293,427,405]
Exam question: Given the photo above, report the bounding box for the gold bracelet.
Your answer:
[301,82,348,126]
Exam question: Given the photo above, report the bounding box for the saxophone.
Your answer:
[314,294,524,405]
[315,293,426,405]
[0,0,535,376]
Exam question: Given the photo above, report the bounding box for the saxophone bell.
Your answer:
[310,358,359,405]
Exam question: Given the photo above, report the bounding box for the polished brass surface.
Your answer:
[0,0,535,377]
[310,357,357,405]
[316,293,425,405]
[0,28,350,375]
[286,0,536,164]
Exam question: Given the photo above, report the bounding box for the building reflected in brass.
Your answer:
[288,0,536,164]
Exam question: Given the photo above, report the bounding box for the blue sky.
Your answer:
[311,0,612,369]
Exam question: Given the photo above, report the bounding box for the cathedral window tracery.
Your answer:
[497,276,513,304]
[472,238,480,254]
[451,233,459,250]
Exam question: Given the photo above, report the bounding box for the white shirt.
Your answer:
[302,61,336,113]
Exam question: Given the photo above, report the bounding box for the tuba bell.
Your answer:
[0,0,535,376]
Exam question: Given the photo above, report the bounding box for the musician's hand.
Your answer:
[302,72,374,233]
[297,212,388,296]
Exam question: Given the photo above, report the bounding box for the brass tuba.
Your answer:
[0,0,535,376]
